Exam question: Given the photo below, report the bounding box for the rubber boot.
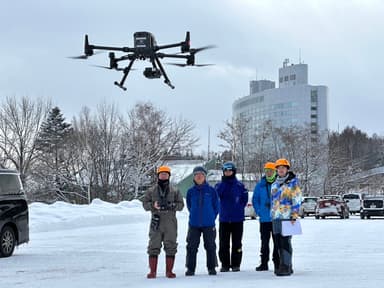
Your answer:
[166,255,176,278]
[147,256,158,279]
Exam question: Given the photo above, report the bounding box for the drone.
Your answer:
[70,31,215,90]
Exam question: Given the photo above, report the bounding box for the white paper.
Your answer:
[281,220,302,236]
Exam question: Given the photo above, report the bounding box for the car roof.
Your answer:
[0,168,19,174]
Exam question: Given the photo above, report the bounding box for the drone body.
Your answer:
[71,31,214,90]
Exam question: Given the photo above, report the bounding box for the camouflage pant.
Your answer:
[147,214,178,256]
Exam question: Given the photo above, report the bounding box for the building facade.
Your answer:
[233,59,328,152]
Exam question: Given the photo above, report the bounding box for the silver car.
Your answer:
[299,197,319,218]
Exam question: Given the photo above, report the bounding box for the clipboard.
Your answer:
[281,220,302,236]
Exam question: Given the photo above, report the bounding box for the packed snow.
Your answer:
[1,199,383,288]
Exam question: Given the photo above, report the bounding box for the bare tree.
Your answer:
[217,116,249,176]
[122,102,198,199]
[0,96,50,185]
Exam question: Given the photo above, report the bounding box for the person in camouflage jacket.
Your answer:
[142,166,184,279]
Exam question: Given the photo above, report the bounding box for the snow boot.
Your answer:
[147,256,158,279]
[256,263,268,271]
[220,266,230,272]
[185,270,195,276]
[165,255,176,278]
[275,264,292,276]
[208,268,217,275]
[273,262,279,274]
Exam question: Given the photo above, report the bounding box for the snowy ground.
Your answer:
[1,199,383,288]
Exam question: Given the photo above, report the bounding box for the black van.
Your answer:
[0,169,29,257]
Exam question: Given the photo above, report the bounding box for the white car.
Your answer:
[244,191,257,219]
[342,193,363,214]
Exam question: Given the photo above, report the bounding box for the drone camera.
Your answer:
[143,67,161,79]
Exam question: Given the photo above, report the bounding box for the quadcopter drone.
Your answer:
[70,31,215,90]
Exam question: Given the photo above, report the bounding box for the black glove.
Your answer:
[151,214,160,231]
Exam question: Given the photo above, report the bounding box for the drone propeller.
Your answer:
[68,51,104,60]
[189,45,216,54]
[91,65,124,71]
[91,64,135,71]
[166,63,214,67]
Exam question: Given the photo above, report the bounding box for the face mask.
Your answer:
[265,170,276,183]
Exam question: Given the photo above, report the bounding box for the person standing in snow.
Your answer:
[142,166,184,279]
[215,161,248,272]
[271,158,302,276]
[185,166,219,276]
[252,161,280,272]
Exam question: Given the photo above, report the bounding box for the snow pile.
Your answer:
[29,198,146,233]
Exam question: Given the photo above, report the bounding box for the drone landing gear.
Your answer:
[154,55,175,89]
[114,81,127,91]
[114,58,135,91]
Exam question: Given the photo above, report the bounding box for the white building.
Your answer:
[233,59,328,151]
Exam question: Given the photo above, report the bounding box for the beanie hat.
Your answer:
[193,166,207,176]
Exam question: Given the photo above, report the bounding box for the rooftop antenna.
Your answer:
[207,126,211,161]
[299,48,302,64]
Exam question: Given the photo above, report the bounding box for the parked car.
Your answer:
[299,196,319,218]
[244,191,256,219]
[315,195,349,219]
[342,193,363,214]
[360,195,384,219]
[0,169,29,257]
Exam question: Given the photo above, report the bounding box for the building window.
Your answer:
[279,77,283,83]
[284,76,289,81]
[290,74,296,80]
[311,90,318,103]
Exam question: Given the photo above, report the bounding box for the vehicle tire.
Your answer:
[0,226,16,258]
[315,215,319,219]
[360,213,365,219]
[321,216,325,219]
[367,215,371,219]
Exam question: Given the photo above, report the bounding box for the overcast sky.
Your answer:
[1,0,383,153]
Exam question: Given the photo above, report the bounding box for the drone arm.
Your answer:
[90,44,134,53]
[156,42,183,51]
[156,53,189,59]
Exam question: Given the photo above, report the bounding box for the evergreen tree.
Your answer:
[34,106,72,201]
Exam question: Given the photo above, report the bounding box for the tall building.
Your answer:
[233,59,328,151]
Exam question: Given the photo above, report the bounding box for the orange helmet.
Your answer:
[157,166,171,175]
[264,162,276,170]
[275,158,290,169]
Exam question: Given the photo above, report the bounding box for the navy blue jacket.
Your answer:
[186,182,219,227]
[215,177,248,222]
[252,176,273,223]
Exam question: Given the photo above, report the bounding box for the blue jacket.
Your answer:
[252,176,273,223]
[215,177,248,222]
[186,182,219,227]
